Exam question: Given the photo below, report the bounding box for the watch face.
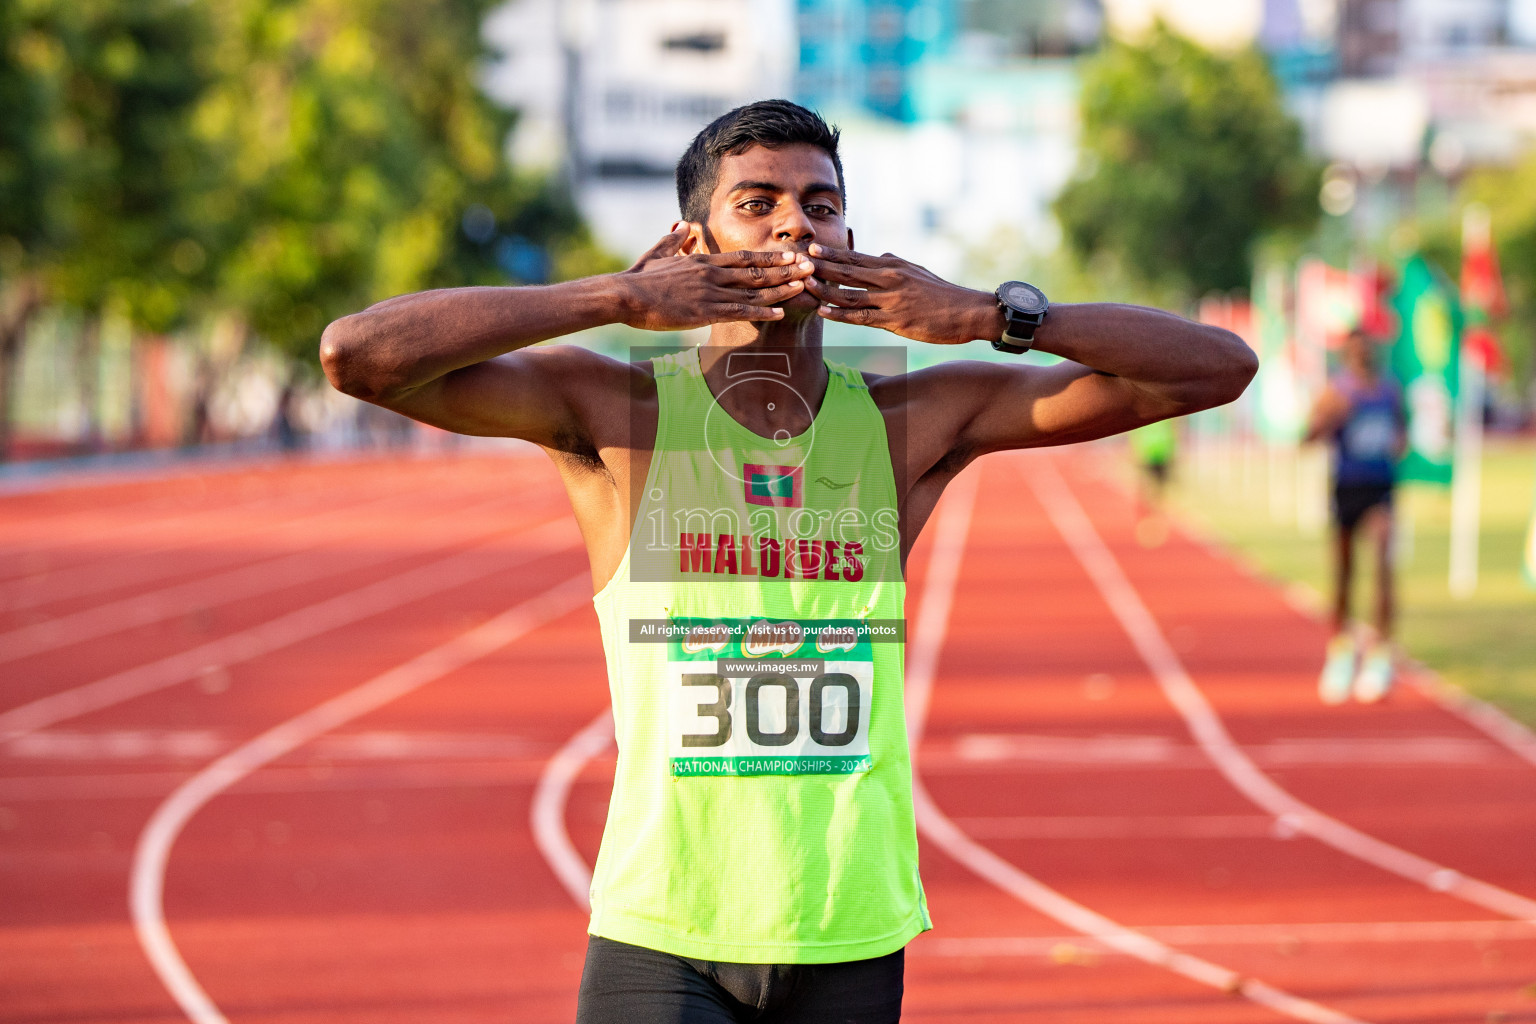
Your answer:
[1001,281,1047,314]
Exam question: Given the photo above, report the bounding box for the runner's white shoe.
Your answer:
[1354,644,1395,704]
[1318,634,1357,706]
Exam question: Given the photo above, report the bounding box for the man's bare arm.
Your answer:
[806,245,1257,454]
[319,231,813,442]
[1303,386,1348,444]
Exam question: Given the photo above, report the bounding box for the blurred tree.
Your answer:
[0,0,213,454]
[1054,22,1321,301]
[194,0,608,366]
[0,0,58,455]
[0,0,612,458]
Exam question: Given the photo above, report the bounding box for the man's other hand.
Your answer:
[616,230,816,331]
[805,244,1003,345]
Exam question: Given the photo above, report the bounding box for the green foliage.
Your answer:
[192,0,598,360]
[1054,23,1321,300]
[0,0,608,362]
[1,0,213,331]
[0,1,59,256]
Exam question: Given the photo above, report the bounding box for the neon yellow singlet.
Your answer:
[588,346,930,963]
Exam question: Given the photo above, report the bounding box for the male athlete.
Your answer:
[321,100,1257,1023]
[1305,328,1406,705]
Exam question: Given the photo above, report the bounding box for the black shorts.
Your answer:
[575,936,905,1024]
[1333,481,1394,533]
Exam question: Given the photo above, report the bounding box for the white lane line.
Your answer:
[950,732,1501,765]
[1402,670,1536,771]
[0,481,435,615]
[0,516,580,743]
[2,728,547,762]
[906,467,1367,1024]
[129,572,593,1024]
[1,475,382,580]
[1,475,518,614]
[0,489,193,537]
[6,730,226,760]
[1,481,412,602]
[1025,456,1536,924]
[0,492,527,662]
[921,917,1536,956]
[531,710,613,910]
[0,761,564,802]
[953,814,1278,839]
[1094,458,1536,775]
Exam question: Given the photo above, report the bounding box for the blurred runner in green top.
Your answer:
[1129,418,1177,547]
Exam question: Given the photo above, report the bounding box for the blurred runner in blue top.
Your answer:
[1304,329,1407,705]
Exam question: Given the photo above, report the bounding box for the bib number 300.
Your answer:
[669,668,873,776]
[681,673,860,747]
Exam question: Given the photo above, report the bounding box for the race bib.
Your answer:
[667,617,874,777]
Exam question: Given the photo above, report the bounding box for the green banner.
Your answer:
[1252,264,1303,441]
[1390,255,1462,486]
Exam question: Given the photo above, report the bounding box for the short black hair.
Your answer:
[675,99,844,222]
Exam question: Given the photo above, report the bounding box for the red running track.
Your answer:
[0,450,1533,1023]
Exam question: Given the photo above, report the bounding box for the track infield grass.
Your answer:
[1149,434,1536,728]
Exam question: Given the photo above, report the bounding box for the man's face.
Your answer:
[682,142,851,311]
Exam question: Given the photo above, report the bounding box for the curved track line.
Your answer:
[1,475,418,597]
[130,572,593,1024]
[1094,462,1536,775]
[906,467,1367,1024]
[1024,456,1536,923]
[2,487,407,612]
[0,517,579,743]
[531,710,613,910]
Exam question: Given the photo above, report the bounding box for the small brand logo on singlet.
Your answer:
[743,465,802,508]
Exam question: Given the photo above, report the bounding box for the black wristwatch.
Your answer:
[992,281,1049,354]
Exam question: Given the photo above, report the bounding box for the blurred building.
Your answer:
[1101,0,1266,50]
[1314,0,1536,186]
[795,0,958,122]
[488,0,1097,286]
[487,0,796,258]
[485,0,1536,289]
[1400,0,1507,57]
[790,2,1095,282]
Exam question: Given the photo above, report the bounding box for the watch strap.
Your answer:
[992,286,1045,354]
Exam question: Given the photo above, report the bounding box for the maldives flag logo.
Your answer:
[743,464,802,508]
